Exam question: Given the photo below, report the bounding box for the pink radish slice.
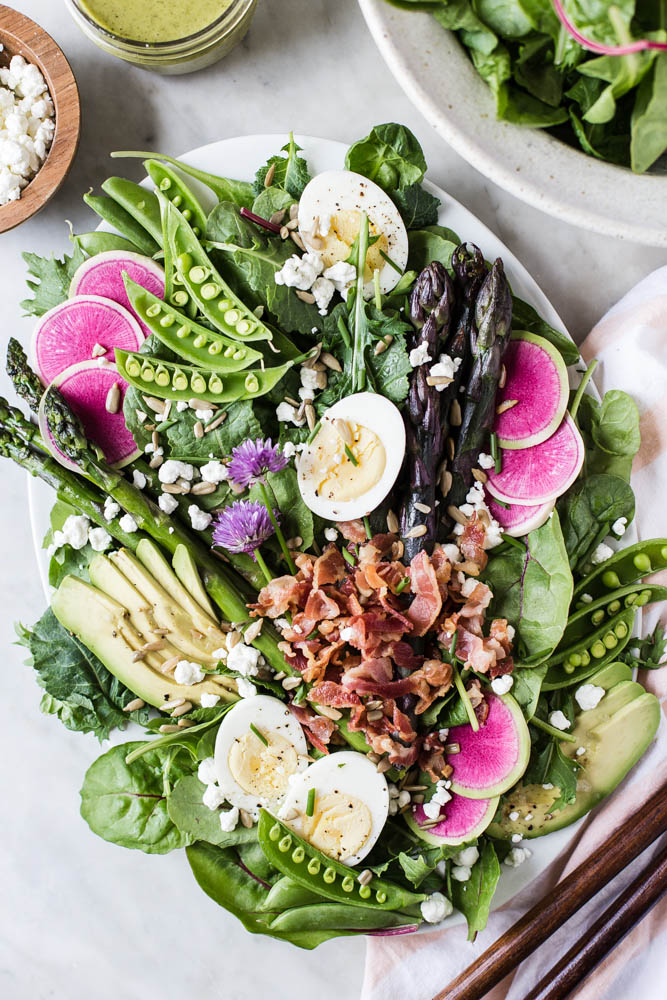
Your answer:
[31,295,144,385]
[38,361,140,469]
[405,792,499,846]
[446,694,530,799]
[486,413,584,507]
[69,250,165,338]
[496,332,569,450]
[485,491,555,537]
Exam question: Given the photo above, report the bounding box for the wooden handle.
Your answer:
[523,842,667,1000]
[434,781,667,1000]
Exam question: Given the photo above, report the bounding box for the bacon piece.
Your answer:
[458,581,492,617]
[459,513,488,572]
[431,544,453,596]
[406,551,442,637]
[313,545,347,589]
[392,641,424,673]
[411,659,453,714]
[308,682,362,709]
[295,639,346,684]
[304,588,341,621]
[294,552,315,579]
[288,702,335,753]
[488,656,514,679]
[337,519,366,543]
[341,656,393,688]
[251,575,307,618]
[419,734,453,783]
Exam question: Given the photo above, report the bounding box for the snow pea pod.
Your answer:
[262,875,323,911]
[561,582,667,649]
[268,903,419,933]
[165,199,273,342]
[543,605,635,690]
[83,192,160,256]
[74,231,143,256]
[573,539,667,601]
[145,159,207,237]
[157,188,196,320]
[101,177,163,247]
[257,810,426,912]
[123,276,262,373]
[115,349,300,403]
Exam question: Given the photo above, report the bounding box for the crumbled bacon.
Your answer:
[251,575,308,618]
[308,682,362,709]
[459,513,488,572]
[288,703,334,754]
[406,551,442,636]
[313,545,346,589]
[337,519,367,543]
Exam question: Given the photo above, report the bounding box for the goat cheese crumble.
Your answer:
[159,460,194,484]
[201,692,221,708]
[612,517,627,536]
[0,56,55,206]
[409,341,432,367]
[429,353,461,387]
[118,513,138,534]
[219,806,240,832]
[158,493,179,515]
[174,660,205,685]
[227,642,262,677]
[491,674,514,695]
[575,683,605,712]
[188,505,212,531]
[420,892,453,924]
[591,542,614,565]
[505,847,532,868]
[549,710,571,731]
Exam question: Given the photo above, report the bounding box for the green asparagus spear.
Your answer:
[6,338,44,413]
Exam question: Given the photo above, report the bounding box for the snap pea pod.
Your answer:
[165,199,273,342]
[543,605,635,690]
[83,192,160,256]
[145,159,207,236]
[157,188,196,319]
[262,875,323,911]
[258,811,426,912]
[561,583,667,649]
[116,349,302,403]
[111,149,254,206]
[101,177,163,247]
[268,903,419,933]
[123,276,262,373]
[573,539,667,600]
[74,231,143,256]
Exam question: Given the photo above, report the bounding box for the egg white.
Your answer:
[279,751,390,866]
[214,695,309,818]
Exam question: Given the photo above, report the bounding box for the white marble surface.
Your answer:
[0,2,665,998]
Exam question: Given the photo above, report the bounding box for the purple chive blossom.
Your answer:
[227,438,288,490]
[212,500,276,558]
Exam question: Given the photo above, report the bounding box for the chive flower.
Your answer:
[227,438,288,489]
[212,500,276,583]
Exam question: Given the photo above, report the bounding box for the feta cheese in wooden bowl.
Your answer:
[0,4,80,233]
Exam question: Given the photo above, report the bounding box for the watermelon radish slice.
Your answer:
[446,694,530,799]
[69,251,165,338]
[485,491,555,538]
[31,295,145,385]
[496,332,569,450]
[486,414,584,507]
[38,361,139,469]
[405,792,499,846]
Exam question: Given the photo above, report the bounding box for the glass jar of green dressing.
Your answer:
[65,0,257,74]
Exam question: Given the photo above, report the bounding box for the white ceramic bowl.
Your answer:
[359,0,667,247]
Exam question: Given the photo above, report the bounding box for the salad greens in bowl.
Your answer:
[9,124,665,947]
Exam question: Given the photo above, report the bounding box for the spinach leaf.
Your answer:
[132,397,262,465]
[253,133,311,199]
[80,742,194,853]
[20,244,86,317]
[576,391,640,481]
[450,839,500,941]
[392,183,440,228]
[631,52,667,173]
[523,738,579,811]
[167,775,257,846]
[17,609,150,741]
[511,297,580,366]
[407,228,458,273]
[482,513,573,664]
[43,500,97,588]
[251,185,294,220]
[510,664,548,721]
[556,473,635,571]
[249,465,314,551]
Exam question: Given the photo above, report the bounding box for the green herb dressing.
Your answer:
[79,0,232,43]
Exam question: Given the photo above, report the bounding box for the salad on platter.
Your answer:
[7,123,666,947]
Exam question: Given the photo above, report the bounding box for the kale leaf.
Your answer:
[20,243,86,317]
[253,133,311,199]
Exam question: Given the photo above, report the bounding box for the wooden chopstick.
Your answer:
[523,841,667,1000]
[434,780,667,1000]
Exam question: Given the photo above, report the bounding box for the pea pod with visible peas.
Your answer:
[573,539,667,601]
[559,583,667,649]
[74,231,143,256]
[83,192,160,256]
[165,199,273,343]
[262,875,324,912]
[115,348,307,403]
[123,275,262,373]
[543,605,636,690]
[145,159,207,236]
[268,903,420,934]
[257,810,426,912]
[101,177,163,247]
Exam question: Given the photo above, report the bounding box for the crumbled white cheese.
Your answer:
[132,470,147,489]
[282,441,297,461]
[429,353,462,389]
[542,783,554,790]
[505,847,532,868]
[422,799,442,821]
[477,453,495,470]
[298,386,315,402]
[119,513,138,534]
[103,497,120,522]
[549,710,571,731]
[511,833,523,844]
[451,865,472,882]
[60,515,90,550]
[460,577,479,599]
[576,746,586,757]
[0,56,54,206]
[339,626,355,642]
[197,757,218,786]
[409,341,432,367]
[397,789,411,809]
[300,366,323,391]
[202,783,226,811]
[438,728,449,742]
[454,846,479,868]
[176,400,189,412]
[189,505,212,531]
[323,260,356,293]
[611,517,627,537]
[201,692,221,708]
[174,660,205,685]
[227,642,261,677]
[88,527,112,552]
[452,480,503,549]
[420,892,453,924]
[524,813,533,822]
[276,401,305,427]
[158,493,179,515]
[275,252,323,290]
[324,527,339,542]
[219,806,240,832]
[311,276,335,315]
[491,674,514,695]
[159,460,194,484]
[274,618,290,632]
[236,676,258,698]
[507,624,515,642]
[440,543,461,564]
[591,542,614,565]
[575,683,605,712]
[195,408,214,422]
[200,460,228,484]
[387,783,399,800]
[508,811,519,822]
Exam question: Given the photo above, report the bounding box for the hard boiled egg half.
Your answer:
[279,751,389,866]
[214,695,309,818]
[297,391,406,521]
[298,170,408,297]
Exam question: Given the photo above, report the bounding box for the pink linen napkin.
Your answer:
[362,267,667,1000]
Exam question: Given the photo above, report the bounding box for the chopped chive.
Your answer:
[569,359,599,423]
[342,546,356,567]
[395,576,410,594]
[337,314,351,349]
[155,417,178,432]
[373,269,382,310]
[306,787,316,817]
[363,515,372,539]
[450,631,458,657]
[493,497,510,509]
[443,742,461,755]
[307,419,321,444]
[250,723,268,746]
[452,663,480,732]
[500,533,525,551]
[490,432,502,475]
[529,715,577,743]
[379,249,403,275]
[344,444,359,466]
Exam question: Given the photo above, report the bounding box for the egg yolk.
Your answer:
[300,790,373,862]
[317,209,388,282]
[228,731,299,803]
[313,418,386,503]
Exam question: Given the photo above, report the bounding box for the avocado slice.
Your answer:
[51,576,234,708]
[172,542,218,620]
[135,538,218,629]
[488,680,660,840]
[584,660,633,690]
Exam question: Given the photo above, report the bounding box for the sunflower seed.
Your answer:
[296,401,306,421]
[149,454,164,469]
[317,705,342,721]
[162,483,187,494]
[239,808,254,829]
[141,640,165,652]
[392,539,404,560]
[177,719,194,728]
[279,225,289,240]
[205,411,227,433]
[320,352,342,372]
[373,340,388,356]
[193,421,204,439]
[159,724,181,734]
[152,430,160,451]
[282,676,302,691]
[499,364,507,389]
[142,395,166,415]
[295,289,316,305]
[333,418,353,445]
[162,401,171,421]
[376,758,392,774]
[366,709,384,722]
[450,398,462,426]
[496,398,519,414]
[357,870,373,886]
[105,382,121,414]
[287,536,303,549]
[244,619,263,643]
[448,505,469,526]
[290,231,306,252]
[124,698,145,712]
[285,218,299,231]
[414,502,431,514]
[189,397,218,410]
[426,374,453,387]
[91,343,107,358]
[403,784,428,791]
[386,509,399,534]
[366,700,383,710]
[289,202,299,221]
[161,656,179,674]
[284,396,300,407]
[404,524,427,539]
[151,628,169,637]
[162,698,186,711]
[131,649,146,662]
[447,436,455,461]
[135,410,147,423]
[477,508,490,528]
[270,209,286,226]
[440,468,452,496]
[472,468,488,484]
[227,630,242,649]
[264,162,276,187]
[171,702,193,718]
[274,671,286,681]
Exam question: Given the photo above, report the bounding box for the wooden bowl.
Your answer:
[0,5,80,233]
